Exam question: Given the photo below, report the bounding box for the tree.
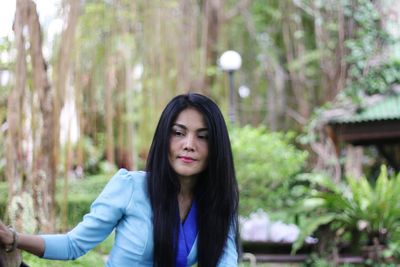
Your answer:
[6,0,30,231]
[7,0,57,232]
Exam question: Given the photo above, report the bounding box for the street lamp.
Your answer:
[219,50,242,124]
[238,85,250,98]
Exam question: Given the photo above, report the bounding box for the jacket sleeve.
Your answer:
[217,222,238,267]
[41,169,135,260]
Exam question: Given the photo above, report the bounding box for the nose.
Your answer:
[183,134,195,151]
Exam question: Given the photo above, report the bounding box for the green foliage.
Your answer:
[238,264,273,267]
[230,125,308,217]
[0,182,7,219]
[0,37,12,182]
[302,253,358,267]
[292,166,400,256]
[293,213,336,254]
[94,232,115,255]
[347,166,400,242]
[344,0,397,101]
[347,60,400,97]
[56,173,110,228]
[56,194,95,228]
[382,239,400,261]
[62,173,110,195]
[80,136,107,174]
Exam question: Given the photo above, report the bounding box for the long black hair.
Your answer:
[146,93,239,267]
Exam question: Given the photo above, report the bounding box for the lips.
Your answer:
[178,156,196,163]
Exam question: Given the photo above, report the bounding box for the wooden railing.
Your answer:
[241,241,364,265]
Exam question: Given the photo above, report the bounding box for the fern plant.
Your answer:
[291,166,400,254]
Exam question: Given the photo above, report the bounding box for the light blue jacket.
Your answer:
[41,169,238,266]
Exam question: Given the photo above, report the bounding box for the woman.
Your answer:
[0,93,239,266]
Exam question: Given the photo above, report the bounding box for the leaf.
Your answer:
[292,214,336,254]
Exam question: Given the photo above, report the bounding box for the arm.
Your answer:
[41,169,135,260]
[0,222,44,257]
[1,169,134,260]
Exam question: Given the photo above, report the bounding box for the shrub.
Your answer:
[55,173,111,228]
[230,125,308,217]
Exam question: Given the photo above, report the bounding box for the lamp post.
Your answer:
[219,50,242,124]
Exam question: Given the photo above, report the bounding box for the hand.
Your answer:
[0,220,45,257]
[0,220,14,247]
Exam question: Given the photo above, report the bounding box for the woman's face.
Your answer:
[168,107,209,180]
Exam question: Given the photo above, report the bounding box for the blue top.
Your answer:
[177,201,197,267]
[40,169,238,266]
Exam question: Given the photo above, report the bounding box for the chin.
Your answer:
[176,172,198,178]
[175,168,201,178]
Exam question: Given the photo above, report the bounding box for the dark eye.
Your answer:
[198,133,208,140]
[173,130,184,136]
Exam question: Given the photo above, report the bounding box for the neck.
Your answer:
[177,176,198,221]
[178,175,197,198]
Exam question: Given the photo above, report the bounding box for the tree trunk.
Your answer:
[105,53,116,165]
[7,0,30,232]
[26,0,56,232]
[177,0,195,93]
[0,249,22,267]
[281,0,310,122]
[265,55,287,131]
[345,145,363,180]
[115,64,125,168]
[54,0,80,175]
[199,0,224,95]
[8,0,56,233]
[75,48,84,173]
[312,1,348,102]
[56,0,81,232]
[119,0,136,170]
[61,120,73,231]
[124,60,136,170]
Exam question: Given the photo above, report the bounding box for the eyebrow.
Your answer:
[172,123,208,132]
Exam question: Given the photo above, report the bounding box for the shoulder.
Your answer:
[109,169,147,186]
[99,169,148,200]
[93,169,149,213]
[109,169,151,213]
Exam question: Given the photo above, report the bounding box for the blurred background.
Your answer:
[1,0,400,266]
